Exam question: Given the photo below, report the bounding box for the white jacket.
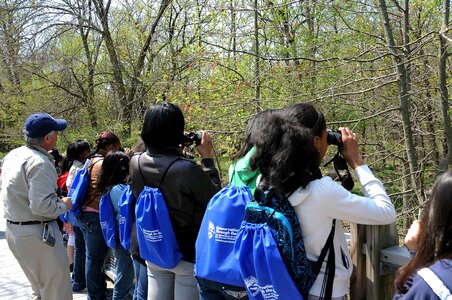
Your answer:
[288,165,396,297]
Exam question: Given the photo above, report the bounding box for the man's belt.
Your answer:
[7,219,54,225]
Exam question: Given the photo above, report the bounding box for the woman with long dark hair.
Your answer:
[394,171,452,298]
[250,103,396,299]
[130,102,220,300]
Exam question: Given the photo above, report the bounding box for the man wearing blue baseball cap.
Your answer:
[1,112,73,299]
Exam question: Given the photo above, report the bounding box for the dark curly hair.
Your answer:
[251,103,325,195]
[280,103,326,138]
[232,109,276,161]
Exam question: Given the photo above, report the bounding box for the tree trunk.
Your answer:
[401,158,413,230]
[1,5,22,92]
[230,0,237,60]
[92,0,129,136]
[438,0,452,173]
[253,0,261,111]
[126,0,170,129]
[378,0,424,205]
[79,1,98,130]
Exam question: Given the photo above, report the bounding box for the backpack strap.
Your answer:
[313,219,336,300]
[137,153,180,188]
[88,157,103,173]
[83,157,104,207]
[417,266,452,299]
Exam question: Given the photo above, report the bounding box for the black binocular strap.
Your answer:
[313,219,336,300]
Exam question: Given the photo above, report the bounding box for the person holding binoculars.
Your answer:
[250,103,396,299]
[129,102,221,300]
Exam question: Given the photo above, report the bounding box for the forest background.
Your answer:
[0,0,451,233]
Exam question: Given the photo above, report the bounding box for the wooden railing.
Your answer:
[349,223,410,300]
[104,223,410,299]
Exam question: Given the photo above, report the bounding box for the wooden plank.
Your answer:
[350,224,367,300]
[365,223,399,300]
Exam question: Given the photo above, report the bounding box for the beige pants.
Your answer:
[6,221,72,300]
[146,260,199,300]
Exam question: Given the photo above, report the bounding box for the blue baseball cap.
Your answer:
[23,113,67,138]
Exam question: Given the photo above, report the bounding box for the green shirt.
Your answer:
[228,147,260,195]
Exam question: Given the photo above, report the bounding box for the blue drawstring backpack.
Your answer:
[68,159,91,217]
[234,217,302,300]
[68,158,103,217]
[234,188,337,299]
[100,192,117,249]
[59,213,68,223]
[59,210,78,226]
[135,156,182,269]
[118,185,134,250]
[195,184,253,287]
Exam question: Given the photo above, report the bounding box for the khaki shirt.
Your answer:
[1,145,67,222]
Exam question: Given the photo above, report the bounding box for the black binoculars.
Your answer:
[184,131,202,146]
[325,129,354,191]
[327,129,343,148]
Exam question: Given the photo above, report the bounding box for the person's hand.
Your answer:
[196,131,213,159]
[61,196,72,211]
[64,222,74,235]
[404,220,421,252]
[339,127,364,169]
[182,149,195,159]
[123,147,134,159]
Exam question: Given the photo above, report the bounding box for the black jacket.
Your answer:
[129,147,221,263]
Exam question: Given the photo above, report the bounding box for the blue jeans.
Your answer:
[77,212,109,300]
[113,244,135,300]
[133,258,148,300]
[197,277,248,300]
[72,225,86,292]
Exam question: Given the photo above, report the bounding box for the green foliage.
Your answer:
[0,0,449,234]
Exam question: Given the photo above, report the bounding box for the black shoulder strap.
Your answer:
[137,153,180,189]
[313,219,336,300]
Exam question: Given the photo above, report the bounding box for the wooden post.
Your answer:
[350,224,367,300]
[350,223,398,299]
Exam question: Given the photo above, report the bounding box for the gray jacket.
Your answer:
[1,145,67,222]
[129,147,221,263]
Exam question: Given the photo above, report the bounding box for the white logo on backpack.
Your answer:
[142,228,163,242]
[245,276,279,299]
[208,221,215,239]
[100,221,107,230]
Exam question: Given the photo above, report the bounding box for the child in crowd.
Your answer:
[65,139,91,292]
[77,131,121,299]
[98,151,135,300]
[196,109,275,300]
